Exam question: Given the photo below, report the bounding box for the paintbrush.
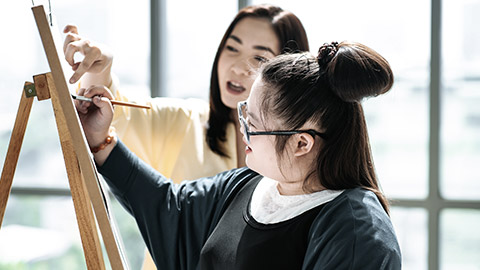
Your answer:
[72,94,151,109]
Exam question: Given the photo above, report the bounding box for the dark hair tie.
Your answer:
[317,41,339,70]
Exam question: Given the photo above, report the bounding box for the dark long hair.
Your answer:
[259,41,394,213]
[206,4,309,157]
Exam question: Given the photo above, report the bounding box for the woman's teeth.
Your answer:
[228,81,245,92]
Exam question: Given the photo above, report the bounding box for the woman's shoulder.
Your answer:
[135,97,210,127]
[148,97,209,116]
[112,78,210,116]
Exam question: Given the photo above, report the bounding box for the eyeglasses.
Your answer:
[237,101,326,144]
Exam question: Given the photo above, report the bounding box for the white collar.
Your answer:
[250,177,344,224]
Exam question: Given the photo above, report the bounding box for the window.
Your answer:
[2,0,479,269]
[439,0,480,269]
[161,0,238,99]
[441,0,480,200]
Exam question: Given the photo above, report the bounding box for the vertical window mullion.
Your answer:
[429,0,442,269]
[238,0,249,9]
[150,0,167,97]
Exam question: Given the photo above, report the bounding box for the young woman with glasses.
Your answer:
[75,41,402,269]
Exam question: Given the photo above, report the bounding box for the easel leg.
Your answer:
[0,83,34,226]
[41,73,106,270]
[53,106,106,270]
[0,76,107,269]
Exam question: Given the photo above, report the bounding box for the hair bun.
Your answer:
[317,42,339,70]
[322,41,394,102]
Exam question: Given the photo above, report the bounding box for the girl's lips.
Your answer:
[242,137,252,153]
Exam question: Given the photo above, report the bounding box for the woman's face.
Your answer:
[217,17,280,109]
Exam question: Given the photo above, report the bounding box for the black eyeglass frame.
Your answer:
[237,101,326,144]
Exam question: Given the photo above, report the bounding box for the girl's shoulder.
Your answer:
[307,188,401,267]
[318,188,390,228]
[312,188,400,252]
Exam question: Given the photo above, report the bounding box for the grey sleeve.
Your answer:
[98,140,253,270]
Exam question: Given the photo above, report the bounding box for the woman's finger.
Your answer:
[71,46,102,83]
[63,32,81,53]
[63,25,79,35]
[64,40,83,67]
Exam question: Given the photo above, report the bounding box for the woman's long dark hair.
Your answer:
[206,4,309,157]
[259,42,394,213]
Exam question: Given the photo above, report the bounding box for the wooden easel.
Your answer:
[0,6,127,270]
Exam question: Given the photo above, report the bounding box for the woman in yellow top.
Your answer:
[64,4,309,269]
[64,4,309,182]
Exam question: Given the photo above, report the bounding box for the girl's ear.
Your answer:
[293,133,315,157]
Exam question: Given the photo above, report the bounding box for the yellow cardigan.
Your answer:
[110,86,238,184]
